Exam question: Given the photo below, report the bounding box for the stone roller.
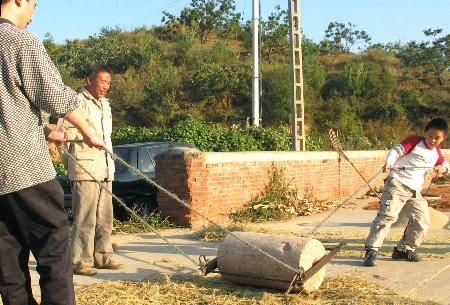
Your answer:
[200,231,345,293]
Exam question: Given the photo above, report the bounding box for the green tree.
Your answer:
[261,66,291,126]
[190,62,237,108]
[396,28,449,86]
[221,12,243,40]
[54,27,149,77]
[172,31,196,66]
[241,6,289,63]
[162,0,237,44]
[137,66,181,127]
[42,33,58,56]
[321,21,371,52]
[261,6,289,63]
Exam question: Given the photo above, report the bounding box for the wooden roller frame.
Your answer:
[200,242,346,294]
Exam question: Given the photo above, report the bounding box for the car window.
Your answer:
[147,144,171,158]
[139,147,155,173]
[113,148,131,173]
[172,143,195,149]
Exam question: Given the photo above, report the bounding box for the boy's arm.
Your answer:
[385,145,403,171]
[384,136,423,172]
[435,148,449,175]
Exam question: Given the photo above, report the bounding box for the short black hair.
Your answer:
[425,118,448,134]
[84,63,112,79]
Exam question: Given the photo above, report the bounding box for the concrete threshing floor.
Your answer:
[2,185,449,305]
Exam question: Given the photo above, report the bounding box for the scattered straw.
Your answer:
[434,176,450,185]
[192,224,246,242]
[74,274,439,305]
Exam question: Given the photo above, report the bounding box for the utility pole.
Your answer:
[288,0,305,151]
[252,0,260,126]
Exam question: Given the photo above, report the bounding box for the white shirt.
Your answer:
[386,136,449,191]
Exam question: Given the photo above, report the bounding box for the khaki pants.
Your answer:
[365,177,430,251]
[71,181,114,267]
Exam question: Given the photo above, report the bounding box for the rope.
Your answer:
[305,167,384,238]
[329,129,381,200]
[423,173,439,197]
[61,147,201,268]
[102,146,303,274]
[63,145,303,275]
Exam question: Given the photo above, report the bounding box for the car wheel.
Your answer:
[133,196,157,215]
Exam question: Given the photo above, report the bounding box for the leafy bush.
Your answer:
[305,131,328,151]
[53,161,68,176]
[111,117,395,151]
[112,117,291,152]
[172,32,196,66]
[113,211,174,234]
[112,126,158,145]
[247,127,291,151]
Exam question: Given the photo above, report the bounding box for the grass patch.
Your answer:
[113,211,174,234]
[75,274,439,305]
[229,166,339,223]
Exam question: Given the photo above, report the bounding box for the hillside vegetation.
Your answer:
[44,0,450,150]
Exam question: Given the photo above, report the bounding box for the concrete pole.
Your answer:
[288,0,306,151]
[252,0,260,126]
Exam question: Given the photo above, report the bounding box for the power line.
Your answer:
[145,0,189,25]
[128,0,187,28]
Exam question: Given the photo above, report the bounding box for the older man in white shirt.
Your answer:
[58,64,122,276]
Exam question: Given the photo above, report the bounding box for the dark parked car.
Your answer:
[58,142,195,220]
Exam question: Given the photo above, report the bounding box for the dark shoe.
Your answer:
[392,247,421,262]
[73,264,97,276]
[363,247,378,267]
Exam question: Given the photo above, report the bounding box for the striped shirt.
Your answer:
[0,18,79,195]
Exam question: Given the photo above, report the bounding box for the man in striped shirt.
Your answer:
[0,0,104,304]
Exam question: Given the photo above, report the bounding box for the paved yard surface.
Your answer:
[3,193,450,304]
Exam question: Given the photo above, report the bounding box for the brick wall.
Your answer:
[156,149,450,228]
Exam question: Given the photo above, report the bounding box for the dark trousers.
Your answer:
[0,179,75,305]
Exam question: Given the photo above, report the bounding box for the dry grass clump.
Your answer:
[434,175,450,184]
[428,199,450,212]
[192,224,246,242]
[229,166,340,223]
[75,274,438,305]
[193,225,450,260]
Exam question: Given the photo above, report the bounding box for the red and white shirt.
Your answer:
[386,136,449,191]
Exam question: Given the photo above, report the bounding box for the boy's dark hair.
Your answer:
[425,118,448,134]
[84,63,112,79]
